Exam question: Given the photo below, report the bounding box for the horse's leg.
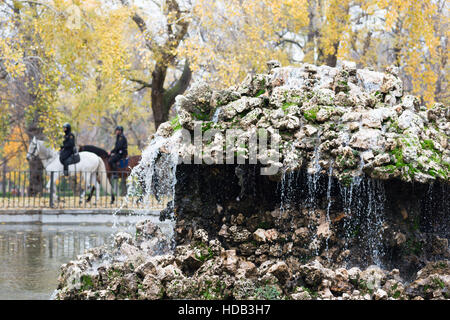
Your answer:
[110,178,116,205]
[80,174,86,204]
[51,173,58,206]
[80,188,86,204]
[85,173,94,203]
[45,178,51,191]
[86,184,95,203]
[95,180,100,205]
[120,172,127,196]
[44,175,51,206]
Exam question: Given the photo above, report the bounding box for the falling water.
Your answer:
[126,131,181,218]
[306,146,321,212]
[211,107,222,123]
[280,169,295,216]
[305,146,322,255]
[366,179,386,266]
[339,175,386,267]
[340,155,364,241]
[424,183,434,231]
[325,163,333,260]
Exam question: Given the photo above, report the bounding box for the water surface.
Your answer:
[0,223,119,300]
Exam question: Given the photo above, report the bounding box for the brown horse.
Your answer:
[78,145,141,183]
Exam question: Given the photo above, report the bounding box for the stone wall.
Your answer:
[172,164,449,278]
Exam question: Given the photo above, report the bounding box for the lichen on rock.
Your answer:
[163,61,449,184]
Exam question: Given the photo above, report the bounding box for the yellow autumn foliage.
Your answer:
[2,127,27,171]
[0,0,447,167]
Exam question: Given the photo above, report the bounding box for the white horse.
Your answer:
[26,137,114,205]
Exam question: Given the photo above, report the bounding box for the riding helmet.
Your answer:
[63,123,71,131]
[115,125,124,133]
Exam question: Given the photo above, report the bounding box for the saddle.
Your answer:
[118,157,129,169]
[66,147,81,165]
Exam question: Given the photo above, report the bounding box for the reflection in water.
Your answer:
[0,224,119,300]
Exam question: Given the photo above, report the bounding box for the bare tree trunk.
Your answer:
[26,111,45,195]
[27,158,44,195]
[151,64,169,130]
[1,1,46,195]
[324,42,339,67]
[122,0,192,130]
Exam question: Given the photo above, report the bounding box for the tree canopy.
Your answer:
[0,0,447,170]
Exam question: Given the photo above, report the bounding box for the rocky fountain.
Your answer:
[55,61,449,300]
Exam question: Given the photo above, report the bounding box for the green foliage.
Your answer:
[389,146,419,178]
[405,238,423,255]
[254,285,281,300]
[392,290,401,299]
[170,115,182,131]
[201,280,225,300]
[194,242,215,262]
[80,275,94,291]
[432,277,445,289]
[303,106,320,122]
[421,139,435,150]
[281,102,297,111]
[257,221,271,229]
[255,89,266,97]
[192,111,210,121]
[202,121,214,132]
[357,279,374,295]
[340,174,354,187]
[300,286,318,298]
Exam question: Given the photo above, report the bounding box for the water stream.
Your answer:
[325,164,333,260]
[127,132,180,217]
[212,107,222,123]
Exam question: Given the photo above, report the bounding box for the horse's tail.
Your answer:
[96,157,112,194]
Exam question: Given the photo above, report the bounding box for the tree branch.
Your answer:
[120,0,159,52]
[163,60,191,113]
[276,38,304,50]
[128,78,152,91]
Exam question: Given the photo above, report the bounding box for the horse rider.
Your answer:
[108,125,128,178]
[60,123,75,176]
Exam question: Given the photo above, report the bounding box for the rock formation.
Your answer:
[55,61,449,300]
[158,60,449,185]
[55,221,449,300]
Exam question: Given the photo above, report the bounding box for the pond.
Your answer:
[0,219,158,300]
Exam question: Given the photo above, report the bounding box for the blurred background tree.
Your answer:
[0,0,447,173]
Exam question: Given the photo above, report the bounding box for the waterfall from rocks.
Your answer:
[306,147,322,255]
[211,107,222,123]
[280,169,295,216]
[126,132,180,219]
[338,176,386,267]
[325,164,333,261]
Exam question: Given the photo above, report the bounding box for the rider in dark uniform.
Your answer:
[60,123,75,176]
[108,125,128,178]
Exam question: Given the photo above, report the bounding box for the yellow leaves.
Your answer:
[0,0,138,145]
[2,127,27,171]
[0,38,27,78]
[186,0,308,87]
[1,0,446,148]
[375,0,443,106]
[329,0,445,107]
